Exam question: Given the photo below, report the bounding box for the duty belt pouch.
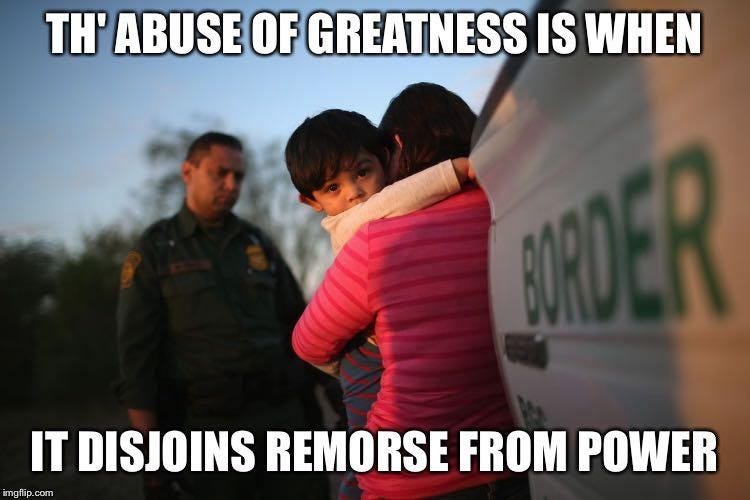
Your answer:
[186,375,244,417]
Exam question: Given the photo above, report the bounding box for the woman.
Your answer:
[294,83,527,499]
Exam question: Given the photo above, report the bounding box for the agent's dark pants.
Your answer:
[179,398,329,500]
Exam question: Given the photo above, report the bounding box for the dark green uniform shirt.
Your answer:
[115,204,306,410]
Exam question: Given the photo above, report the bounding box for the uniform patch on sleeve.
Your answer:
[245,244,269,271]
[120,251,142,289]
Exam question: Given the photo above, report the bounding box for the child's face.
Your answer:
[303,150,386,216]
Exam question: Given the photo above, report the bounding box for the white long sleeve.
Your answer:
[321,159,460,254]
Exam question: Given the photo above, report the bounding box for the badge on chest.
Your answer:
[245,244,269,272]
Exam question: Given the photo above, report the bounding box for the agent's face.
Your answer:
[304,150,387,216]
[182,144,245,222]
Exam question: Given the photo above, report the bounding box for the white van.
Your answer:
[471,0,749,498]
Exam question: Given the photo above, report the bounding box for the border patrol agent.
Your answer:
[115,132,329,500]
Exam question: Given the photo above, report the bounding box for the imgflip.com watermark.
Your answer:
[2,489,54,499]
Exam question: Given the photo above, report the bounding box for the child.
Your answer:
[285,109,472,499]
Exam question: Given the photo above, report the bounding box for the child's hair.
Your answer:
[380,82,477,181]
[285,109,389,198]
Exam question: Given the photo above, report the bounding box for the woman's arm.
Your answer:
[292,226,375,364]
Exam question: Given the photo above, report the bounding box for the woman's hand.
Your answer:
[313,360,341,378]
[451,157,476,183]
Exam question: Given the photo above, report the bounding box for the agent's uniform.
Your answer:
[116,204,327,500]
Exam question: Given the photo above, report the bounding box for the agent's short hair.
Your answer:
[185,131,243,165]
[380,83,476,181]
[285,109,389,198]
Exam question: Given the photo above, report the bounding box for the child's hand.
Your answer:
[451,157,476,184]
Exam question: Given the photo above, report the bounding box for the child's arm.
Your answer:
[322,158,472,254]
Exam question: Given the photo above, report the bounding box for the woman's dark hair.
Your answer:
[379,83,476,181]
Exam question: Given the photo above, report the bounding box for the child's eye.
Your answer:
[326,184,339,193]
[356,167,370,178]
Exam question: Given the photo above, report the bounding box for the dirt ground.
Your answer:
[0,398,341,499]
[0,402,141,499]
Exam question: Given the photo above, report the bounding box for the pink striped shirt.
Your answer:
[293,186,514,498]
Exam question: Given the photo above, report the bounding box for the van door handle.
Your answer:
[504,333,548,370]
